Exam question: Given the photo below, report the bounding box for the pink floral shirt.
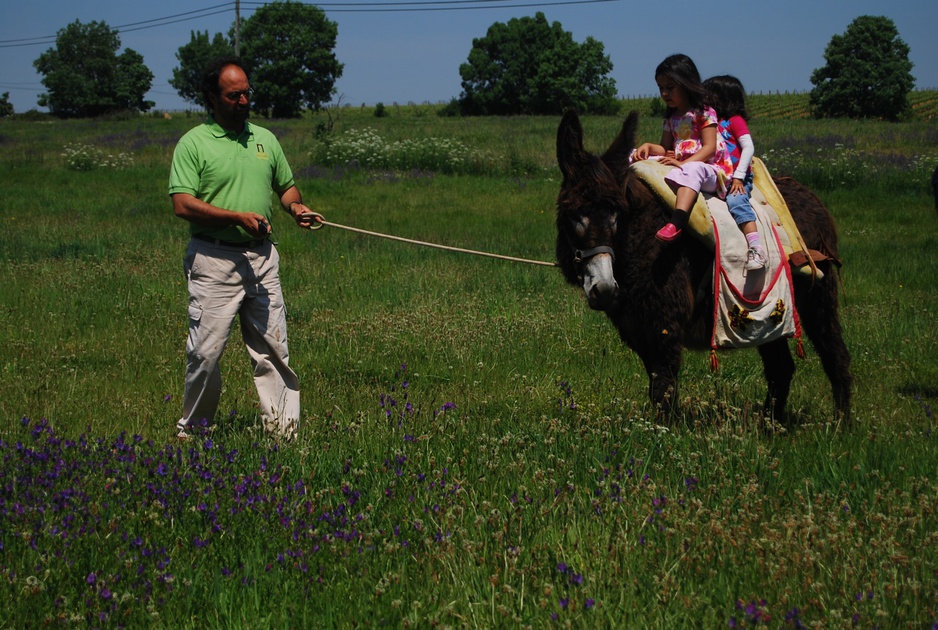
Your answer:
[663,106,735,177]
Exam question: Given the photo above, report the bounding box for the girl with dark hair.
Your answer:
[632,54,735,243]
[704,74,765,270]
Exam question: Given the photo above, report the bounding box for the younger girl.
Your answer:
[704,75,766,270]
[632,54,735,243]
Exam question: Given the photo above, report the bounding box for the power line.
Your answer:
[321,0,530,4]
[100,3,233,31]
[116,8,236,35]
[0,0,618,48]
[246,0,620,11]
[0,35,57,48]
[0,3,235,48]
[247,0,579,5]
[0,84,44,92]
[316,0,620,12]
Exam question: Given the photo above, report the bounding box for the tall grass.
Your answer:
[0,100,936,626]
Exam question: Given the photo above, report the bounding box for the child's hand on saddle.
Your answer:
[632,143,658,161]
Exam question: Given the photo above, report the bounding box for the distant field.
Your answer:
[619,89,938,121]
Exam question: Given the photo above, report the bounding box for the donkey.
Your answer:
[555,110,852,423]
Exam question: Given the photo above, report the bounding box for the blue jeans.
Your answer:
[726,173,756,226]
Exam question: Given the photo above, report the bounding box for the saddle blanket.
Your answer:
[630,157,823,280]
[709,201,800,349]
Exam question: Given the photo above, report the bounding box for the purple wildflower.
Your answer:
[785,608,805,629]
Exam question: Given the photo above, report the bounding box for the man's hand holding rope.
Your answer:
[288,199,324,230]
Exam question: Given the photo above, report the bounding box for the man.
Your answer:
[168,57,320,440]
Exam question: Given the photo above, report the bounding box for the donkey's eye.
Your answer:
[571,216,589,237]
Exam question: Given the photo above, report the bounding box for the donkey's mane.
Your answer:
[623,167,665,211]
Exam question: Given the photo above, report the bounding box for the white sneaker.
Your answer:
[746,248,766,271]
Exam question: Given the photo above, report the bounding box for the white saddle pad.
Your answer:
[707,199,800,349]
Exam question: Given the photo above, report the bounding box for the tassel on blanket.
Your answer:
[796,338,806,359]
[709,350,720,373]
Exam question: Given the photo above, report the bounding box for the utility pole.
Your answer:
[234,0,241,57]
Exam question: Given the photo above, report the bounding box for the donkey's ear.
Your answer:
[557,109,587,180]
[601,111,640,179]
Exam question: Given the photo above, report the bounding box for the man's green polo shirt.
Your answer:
[169,118,295,243]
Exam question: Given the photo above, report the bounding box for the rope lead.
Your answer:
[309,216,558,268]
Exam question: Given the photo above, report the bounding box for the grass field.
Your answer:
[0,96,937,627]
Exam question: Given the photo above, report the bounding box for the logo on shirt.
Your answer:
[255,143,268,160]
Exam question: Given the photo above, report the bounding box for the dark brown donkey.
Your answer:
[555,110,852,423]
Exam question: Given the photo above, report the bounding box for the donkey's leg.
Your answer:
[638,344,683,418]
[796,283,853,423]
[758,338,795,422]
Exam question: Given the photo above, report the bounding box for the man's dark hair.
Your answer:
[200,56,249,111]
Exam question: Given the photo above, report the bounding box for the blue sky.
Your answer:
[1,0,936,113]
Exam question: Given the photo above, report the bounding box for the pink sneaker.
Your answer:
[655,223,682,242]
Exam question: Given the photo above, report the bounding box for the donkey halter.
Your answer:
[573,245,616,264]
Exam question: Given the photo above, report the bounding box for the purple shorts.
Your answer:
[665,161,721,195]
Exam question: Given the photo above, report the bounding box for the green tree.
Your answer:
[0,92,13,117]
[810,15,914,120]
[238,1,343,118]
[33,20,154,118]
[170,31,235,107]
[456,13,618,116]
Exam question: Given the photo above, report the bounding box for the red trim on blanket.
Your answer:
[720,223,785,306]
[710,220,802,352]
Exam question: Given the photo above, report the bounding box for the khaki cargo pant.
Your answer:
[177,237,299,439]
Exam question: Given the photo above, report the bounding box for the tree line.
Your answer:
[15,8,916,122]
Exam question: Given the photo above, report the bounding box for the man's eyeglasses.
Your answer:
[224,88,254,101]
